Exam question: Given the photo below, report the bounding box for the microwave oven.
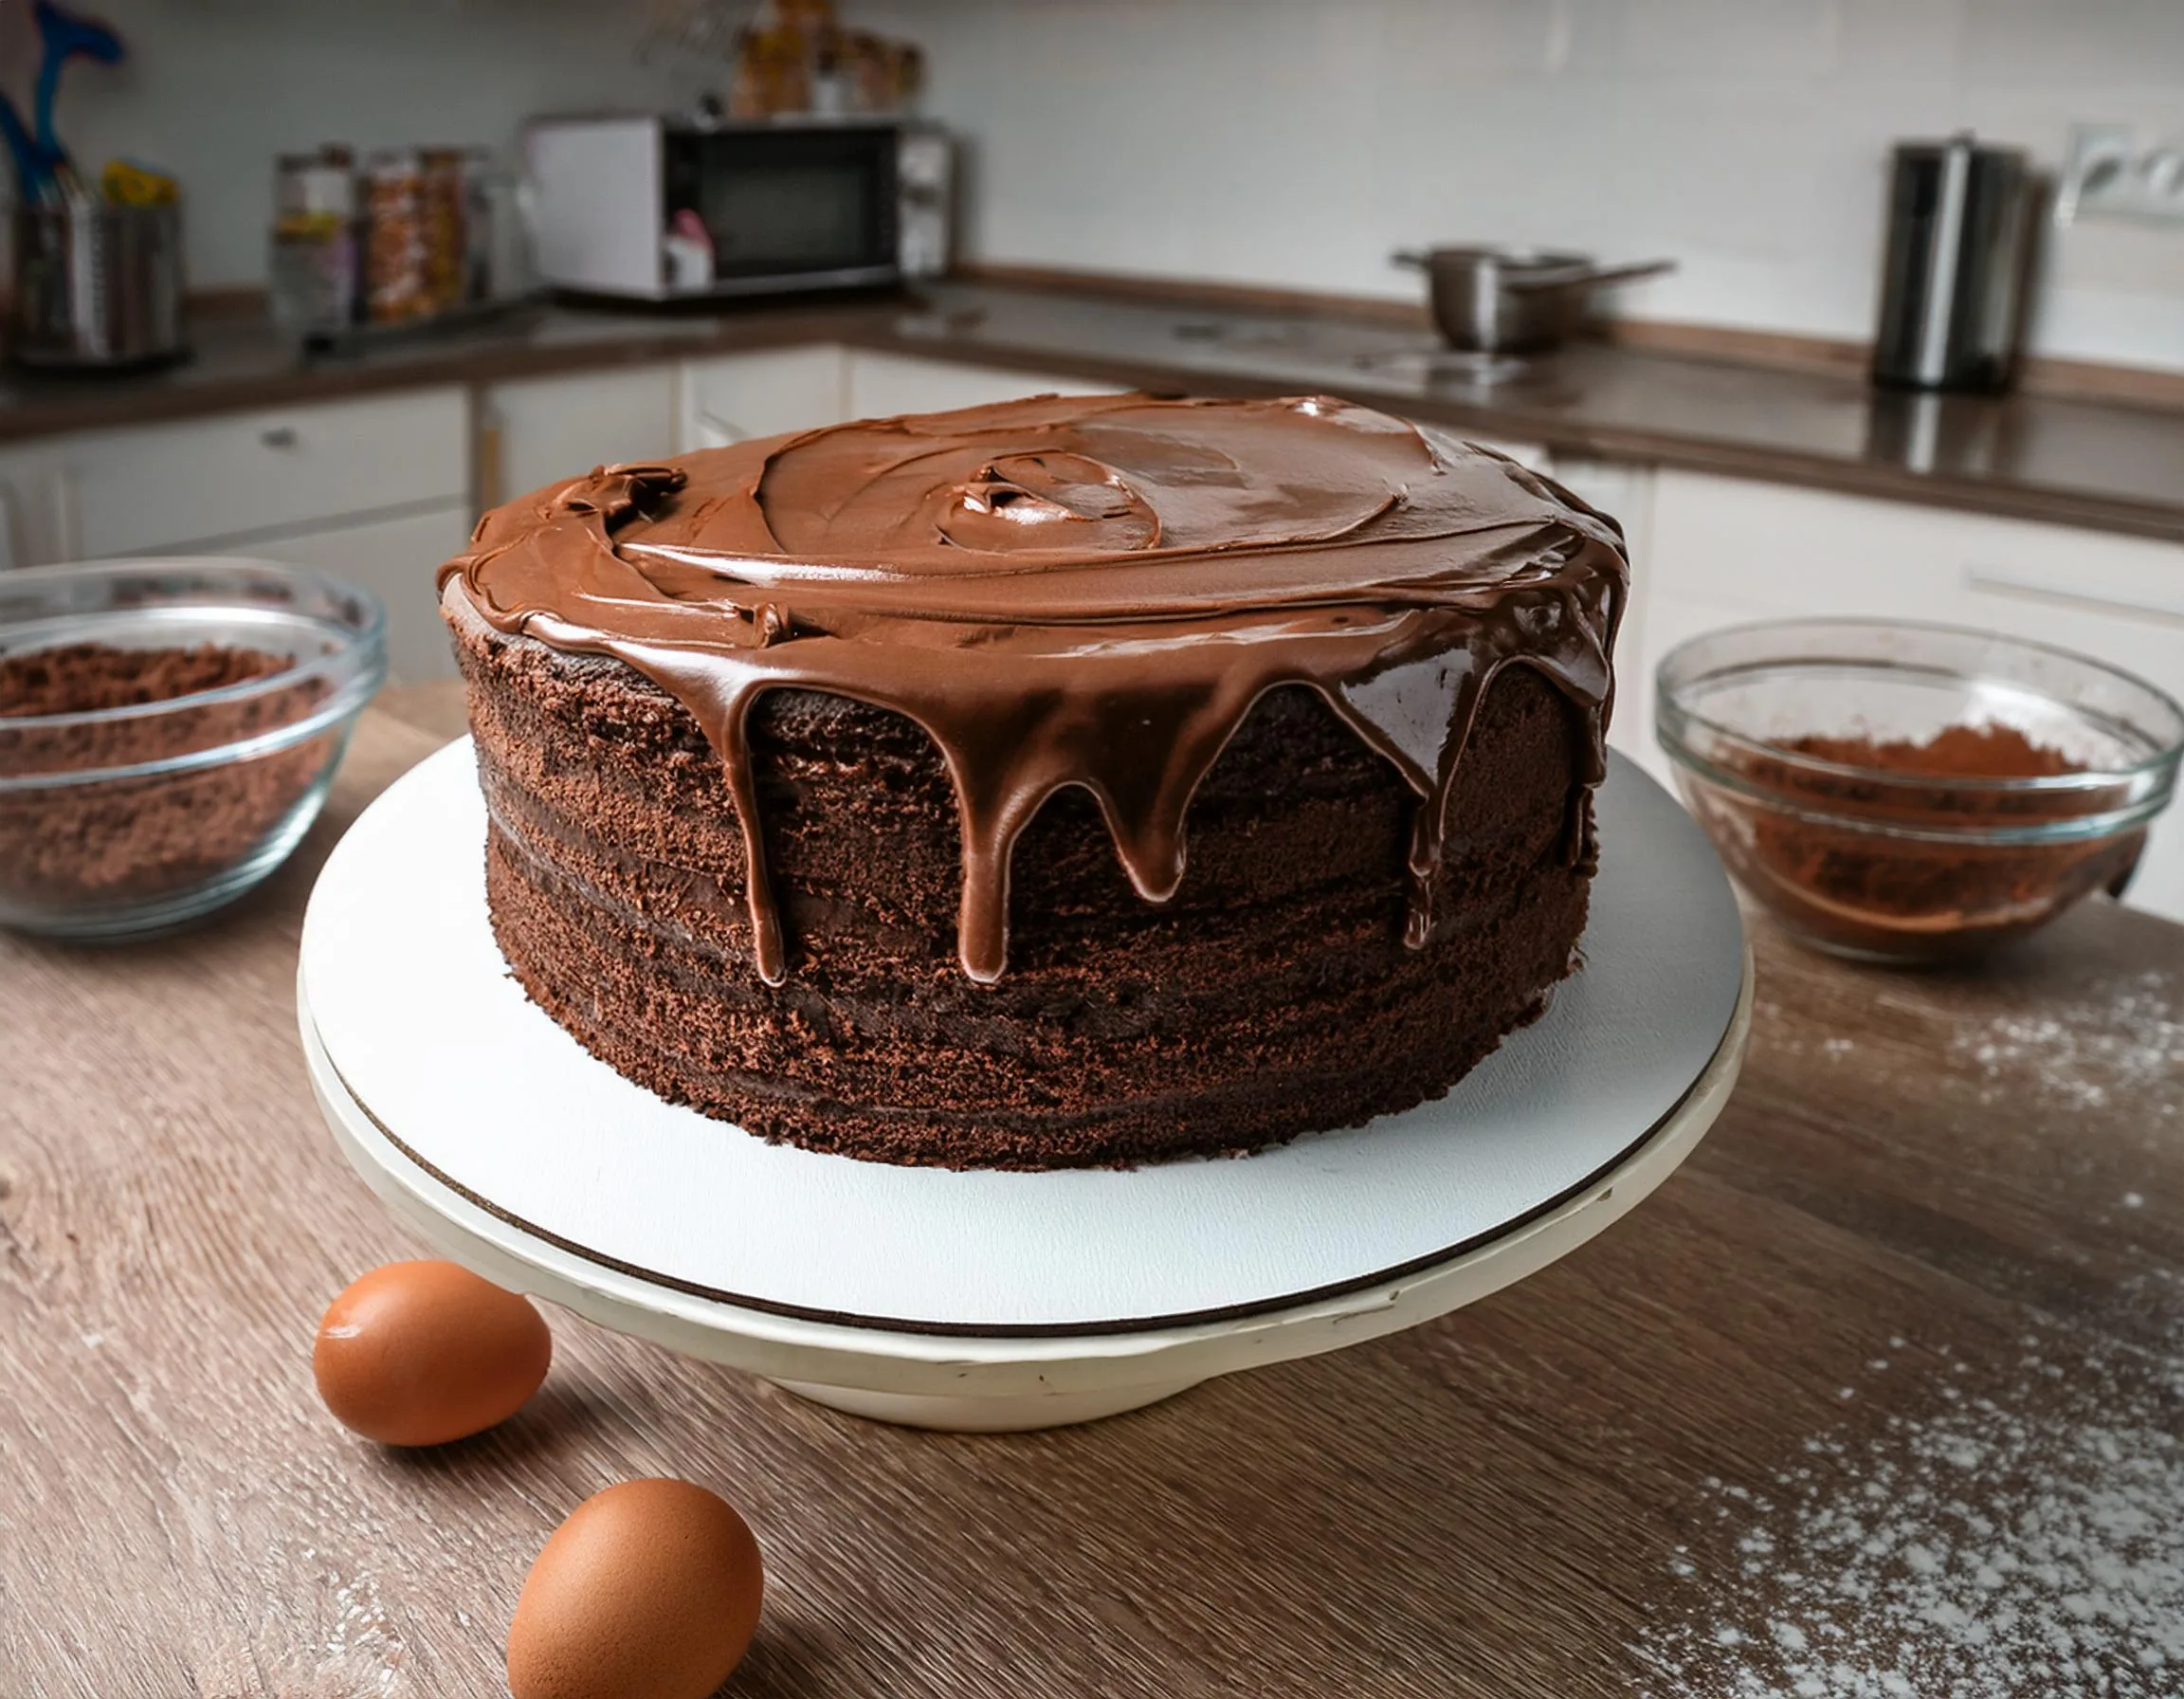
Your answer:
[522,115,952,301]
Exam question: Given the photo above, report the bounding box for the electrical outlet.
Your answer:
[2056,122,2184,227]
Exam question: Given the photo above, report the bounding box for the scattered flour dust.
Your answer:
[1948,969,2183,1115]
[1635,1327,2184,1697]
[254,1541,414,1697]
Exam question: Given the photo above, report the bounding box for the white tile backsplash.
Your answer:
[901,0,2184,371]
[1832,0,1968,82]
[31,0,2184,374]
[1616,0,1841,79]
[1961,0,2184,93]
[1372,0,1569,79]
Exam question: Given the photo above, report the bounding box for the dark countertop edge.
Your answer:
[4,300,2182,548]
[0,308,882,443]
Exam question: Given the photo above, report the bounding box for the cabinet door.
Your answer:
[1547,457,1659,776]
[679,347,846,451]
[258,502,475,685]
[1647,470,2184,710]
[480,366,677,511]
[1954,569,2184,923]
[845,351,1119,419]
[0,442,69,568]
[53,390,469,560]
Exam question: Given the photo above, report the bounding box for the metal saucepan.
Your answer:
[1392,246,1676,355]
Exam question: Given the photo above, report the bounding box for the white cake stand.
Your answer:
[300,740,1750,1432]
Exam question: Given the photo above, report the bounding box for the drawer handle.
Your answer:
[260,426,300,449]
[1965,567,2184,625]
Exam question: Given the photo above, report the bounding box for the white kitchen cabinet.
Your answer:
[253,503,475,684]
[0,440,72,569]
[1466,435,1553,471]
[7,390,474,684]
[846,351,1120,419]
[678,347,846,451]
[479,366,676,511]
[1546,457,1653,547]
[1642,468,2184,922]
[1540,456,1659,776]
[50,389,469,561]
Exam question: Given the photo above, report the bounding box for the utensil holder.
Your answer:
[9,200,188,370]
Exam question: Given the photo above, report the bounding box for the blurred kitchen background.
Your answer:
[20,0,2181,364]
[2,0,2182,912]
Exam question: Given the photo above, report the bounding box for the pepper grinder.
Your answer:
[1871,133,2035,394]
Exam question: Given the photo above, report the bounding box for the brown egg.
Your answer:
[507,1479,764,1699]
[313,1260,552,1447]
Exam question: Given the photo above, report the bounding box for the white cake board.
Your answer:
[300,740,1750,1431]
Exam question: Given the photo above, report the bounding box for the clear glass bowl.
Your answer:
[1655,618,2184,963]
[0,557,386,940]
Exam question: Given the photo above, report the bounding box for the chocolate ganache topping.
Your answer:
[441,392,1628,986]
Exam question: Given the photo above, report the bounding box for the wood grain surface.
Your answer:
[3,685,2179,1698]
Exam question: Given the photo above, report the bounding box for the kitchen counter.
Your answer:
[4,281,2184,543]
[3,690,2180,1696]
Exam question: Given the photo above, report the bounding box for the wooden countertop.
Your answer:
[4,686,2181,1697]
[4,282,2184,544]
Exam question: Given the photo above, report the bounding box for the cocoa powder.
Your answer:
[0,642,335,920]
[1715,723,2142,960]
[1786,723,2079,783]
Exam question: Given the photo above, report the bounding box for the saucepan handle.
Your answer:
[1391,249,1430,269]
[1507,258,1677,293]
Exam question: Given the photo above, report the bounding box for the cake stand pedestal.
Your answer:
[300,740,1750,1432]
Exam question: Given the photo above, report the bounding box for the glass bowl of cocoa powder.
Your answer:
[0,558,385,939]
[1656,618,2183,963]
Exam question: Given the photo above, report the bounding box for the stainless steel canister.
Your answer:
[1871,134,2035,394]
[9,200,189,370]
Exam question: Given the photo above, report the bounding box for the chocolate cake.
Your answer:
[439,393,1628,1169]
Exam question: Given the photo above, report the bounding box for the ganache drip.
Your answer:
[439,392,1629,986]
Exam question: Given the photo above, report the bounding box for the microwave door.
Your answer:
[669,127,899,293]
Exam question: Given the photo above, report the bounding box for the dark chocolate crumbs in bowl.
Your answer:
[0,642,336,913]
